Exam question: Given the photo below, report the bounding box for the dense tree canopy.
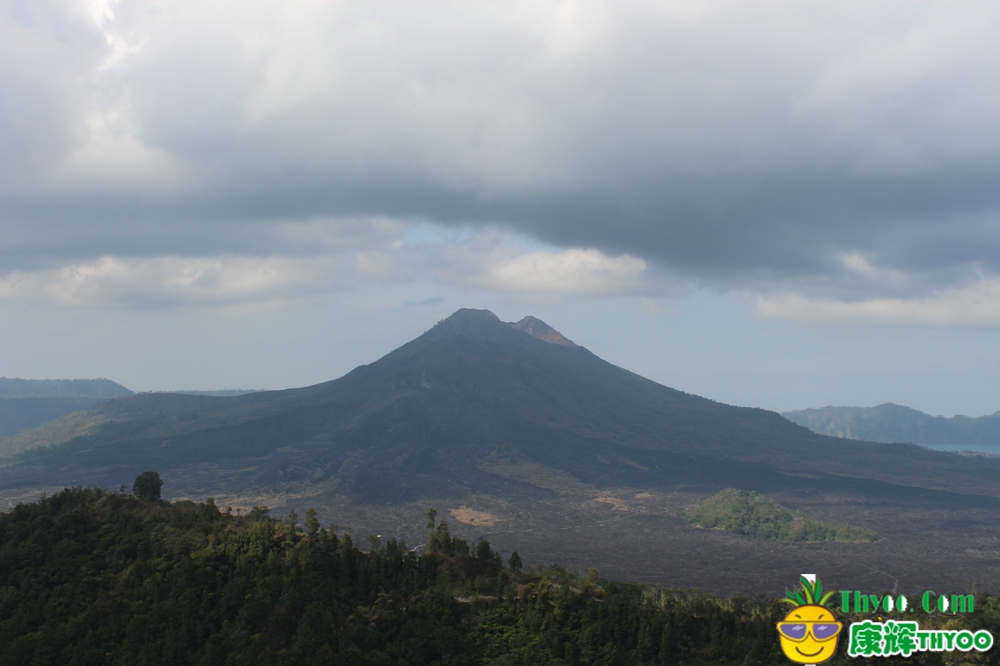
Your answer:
[680,488,880,543]
[0,487,995,665]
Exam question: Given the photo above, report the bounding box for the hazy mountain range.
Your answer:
[0,377,134,400]
[0,379,265,437]
[783,403,1000,445]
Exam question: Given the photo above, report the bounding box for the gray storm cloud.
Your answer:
[1,0,998,300]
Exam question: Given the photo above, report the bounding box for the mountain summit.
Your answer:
[417,308,575,347]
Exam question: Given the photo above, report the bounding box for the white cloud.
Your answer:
[418,231,654,297]
[53,104,188,195]
[1,255,353,308]
[475,248,647,295]
[792,3,1000,174]
[757,273,1000,328]
[0,226,654,308]
[359,230,655,297]
[81,0,120,30]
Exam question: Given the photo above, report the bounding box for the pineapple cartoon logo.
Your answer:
[777,574,842,665]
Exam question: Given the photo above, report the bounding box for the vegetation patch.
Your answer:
[679,488,879,543]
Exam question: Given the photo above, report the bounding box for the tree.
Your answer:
[306,507,320,537]
[508,551,522,572]
[132,471,163,501]
[428,519,451,554]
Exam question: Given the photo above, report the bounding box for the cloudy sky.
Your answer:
[2,0,998,417]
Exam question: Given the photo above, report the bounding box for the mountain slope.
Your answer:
[2,309,999,504]
[0,398,109,437]
[783,403,1000,444]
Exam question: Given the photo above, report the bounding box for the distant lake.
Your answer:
[917,442,1000,455]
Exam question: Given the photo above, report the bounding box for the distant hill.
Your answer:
[0,378,135,437]
[162,389,268,397]
[0,381,266,438]
[0,378,133,399]
[782,403,1000,444]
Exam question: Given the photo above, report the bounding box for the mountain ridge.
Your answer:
[0,377,133,400]
[783,402,1000,444]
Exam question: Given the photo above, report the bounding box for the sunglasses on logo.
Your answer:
[777,622,843,641]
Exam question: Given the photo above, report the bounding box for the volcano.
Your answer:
[4,309,1000,594]
[1,308,997,504]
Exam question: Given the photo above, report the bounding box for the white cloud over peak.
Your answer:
[472,249,647,296]
[1,226,657,309]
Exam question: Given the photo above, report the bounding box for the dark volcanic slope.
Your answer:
[0,397,102,437]
[2,309,999,504]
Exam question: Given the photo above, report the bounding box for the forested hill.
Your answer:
[783,403,1000,445]
[0,487,773,665]
[2,488,999,665]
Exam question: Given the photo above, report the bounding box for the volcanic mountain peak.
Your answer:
[434,308,499,328]
[510,315,577,347]
[419,308,513,345]
[421,308,576,348]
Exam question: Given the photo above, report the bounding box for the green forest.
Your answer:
[0,482,994,665]
[680,488,880,543]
